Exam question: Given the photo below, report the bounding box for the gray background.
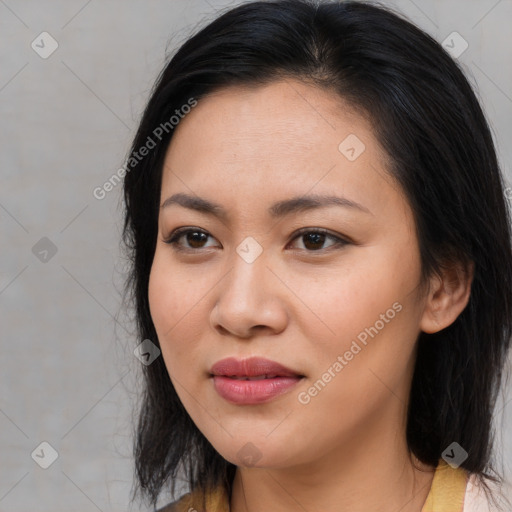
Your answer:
[1,0,511,510]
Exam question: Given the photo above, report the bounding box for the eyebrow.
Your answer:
[160,192,372,219]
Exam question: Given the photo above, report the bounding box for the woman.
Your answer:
[122,1,512,510]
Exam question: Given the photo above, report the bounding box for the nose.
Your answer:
[210,244,288,339]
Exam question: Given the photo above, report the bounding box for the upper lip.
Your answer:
[210,357,303,378]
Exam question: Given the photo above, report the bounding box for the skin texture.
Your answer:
[148,79,473,512]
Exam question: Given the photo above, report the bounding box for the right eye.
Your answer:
[162,227,221,251]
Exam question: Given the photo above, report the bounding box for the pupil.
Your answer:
[187,231,207,248]
[304,233,325,250]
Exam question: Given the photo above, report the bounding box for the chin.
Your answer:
[210,437,295,469]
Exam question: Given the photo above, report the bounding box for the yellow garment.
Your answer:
[165,459,469,512]
[422,459,468,511]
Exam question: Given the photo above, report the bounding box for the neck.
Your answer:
[229,417,436,512]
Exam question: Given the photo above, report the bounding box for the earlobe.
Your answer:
[419,259,474,334]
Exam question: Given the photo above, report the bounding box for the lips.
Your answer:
[210,357,304,405]
[210,356,303,379]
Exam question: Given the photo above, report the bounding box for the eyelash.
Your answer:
[162,227,350,253]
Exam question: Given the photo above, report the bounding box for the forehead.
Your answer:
[165,79,374,161]
[160,79,400,219]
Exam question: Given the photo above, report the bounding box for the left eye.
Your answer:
[288,229,348,251]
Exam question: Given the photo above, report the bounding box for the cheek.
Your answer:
[148,254,174,334]
[148,251,212,377]
[292,270,420,440]
[148,254,189,363]
[297,252,416,348]
[300,241,423,384]
[149,251,202,334]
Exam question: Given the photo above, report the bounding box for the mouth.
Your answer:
[221,374,289,380]
[209,357,305,405]
[209,356,304,379]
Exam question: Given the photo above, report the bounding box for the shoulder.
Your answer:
[463,473,509,512]
[156,492,194,512]
[155,502,176,512]
[155,484,229,512]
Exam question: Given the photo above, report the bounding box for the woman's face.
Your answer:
[148,79,430,468]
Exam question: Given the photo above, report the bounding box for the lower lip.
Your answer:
[212,375,303,404]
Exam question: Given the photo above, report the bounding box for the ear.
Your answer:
[419,258,474,334]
